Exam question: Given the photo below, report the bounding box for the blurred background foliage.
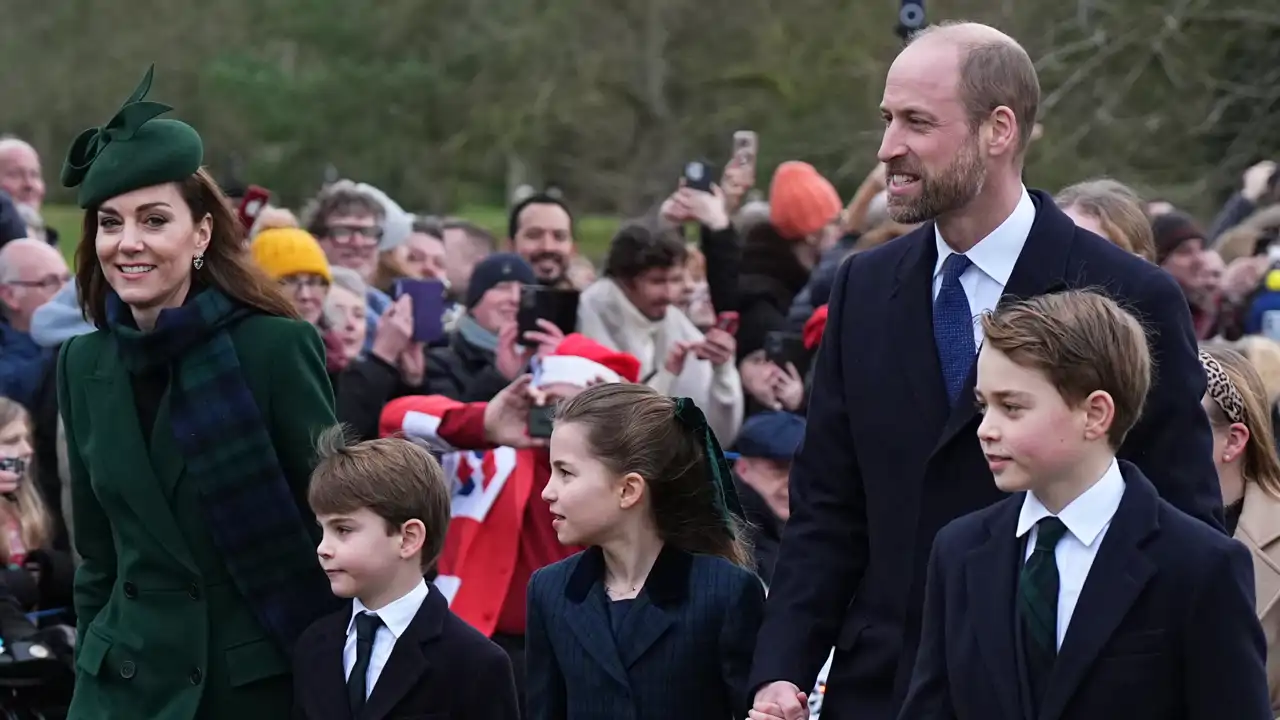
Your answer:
[3,0,1278,241]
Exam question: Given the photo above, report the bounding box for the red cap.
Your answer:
[551,334,642,384]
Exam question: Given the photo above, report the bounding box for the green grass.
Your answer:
[45,205,83,265]
[45,204,622,264]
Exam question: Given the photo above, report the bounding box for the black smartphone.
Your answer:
[683,160,716,193]
[518,285,580,347]
[765,331,809,372]
[528,404,556,439]
[0,457,23,502]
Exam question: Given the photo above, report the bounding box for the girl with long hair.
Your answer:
[526,383,764,719]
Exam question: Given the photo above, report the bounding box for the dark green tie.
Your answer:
[348,612,383,717]
[1019,516,1068,712]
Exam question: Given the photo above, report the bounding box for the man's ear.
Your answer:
[985,106,1019,158]
[0,286,17,315]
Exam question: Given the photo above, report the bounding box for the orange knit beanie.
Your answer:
[768,161,842,241]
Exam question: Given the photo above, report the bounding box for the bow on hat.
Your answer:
[673,397,745,530]
[60,65,174,189]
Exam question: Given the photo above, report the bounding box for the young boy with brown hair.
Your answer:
[292,428,519,720]
[898,289,1270,720]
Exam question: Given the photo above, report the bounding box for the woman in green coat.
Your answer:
[57,67,341,719]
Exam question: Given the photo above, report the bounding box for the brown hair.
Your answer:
[913,22,1041,156]
[76,168,299,327]
[980,289,1150,448]
[371,250,408,295]
[1236,336,1280,404]
[441,218,498,254]
[604,221,688,281]
[0,398,51,563]
[308,426,451,569]
[1054,179,1156,262]
[555,384,752,568]
[1203,347,1280,500]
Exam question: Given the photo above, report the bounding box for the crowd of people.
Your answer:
[0,16,1279,720]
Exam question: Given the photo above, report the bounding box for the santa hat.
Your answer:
[534,334,641,388]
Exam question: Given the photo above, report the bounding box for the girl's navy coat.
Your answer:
[526,545,764,720]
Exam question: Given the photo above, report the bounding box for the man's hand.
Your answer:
[398,342,427,388]
[524,319,566,359]
[675,186,731,232]
[494,322,527,381]
[749,681,809,720]
[482,375,547,448]
[1243,160,1277,203]
[665,341,696,376]
[773,361,806,412]
[370,295,414,366]
[692,327,736,367]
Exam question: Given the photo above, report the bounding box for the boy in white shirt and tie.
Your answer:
[292,428,518,720]
[897,289,1269,720]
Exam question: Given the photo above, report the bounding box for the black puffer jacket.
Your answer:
[334,330,510,441]
[736,224,812,362]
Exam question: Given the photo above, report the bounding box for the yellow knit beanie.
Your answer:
[251,228,332,282]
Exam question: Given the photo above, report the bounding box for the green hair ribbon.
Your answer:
[673,397,744,529]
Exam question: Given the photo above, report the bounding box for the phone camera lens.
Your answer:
[900,2,925,28]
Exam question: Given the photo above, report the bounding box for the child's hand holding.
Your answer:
[750,681,809,720]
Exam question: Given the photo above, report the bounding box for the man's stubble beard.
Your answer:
[887,135,987,225]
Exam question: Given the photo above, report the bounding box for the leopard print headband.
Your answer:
[1200,350,1245,425]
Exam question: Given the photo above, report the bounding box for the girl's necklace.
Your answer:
[605,578,640,598]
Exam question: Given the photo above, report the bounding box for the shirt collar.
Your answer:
[1016,458,1125,548]
[346,579,429,640]
[934,185,1035,287]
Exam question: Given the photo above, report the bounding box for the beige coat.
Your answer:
[576,278,744,445]
[1234,480,1280,714]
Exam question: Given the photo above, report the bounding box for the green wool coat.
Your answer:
[58,315,337,720]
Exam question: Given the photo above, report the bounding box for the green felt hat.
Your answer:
[61,65,203,209]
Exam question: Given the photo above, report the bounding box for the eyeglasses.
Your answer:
[6,274,71,291]
[325,225,383,246]
[280,275,331,291]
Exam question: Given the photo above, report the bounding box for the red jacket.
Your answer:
[380,395,562,637]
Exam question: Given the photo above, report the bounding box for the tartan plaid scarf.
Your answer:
[107,286,334,655]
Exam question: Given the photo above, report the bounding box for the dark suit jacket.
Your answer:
[898,461,1269,720]
[526,545,765,720]
[749,191,1224,720]
[292,586,519,720]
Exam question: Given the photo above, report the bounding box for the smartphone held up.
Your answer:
[392,278,448,345]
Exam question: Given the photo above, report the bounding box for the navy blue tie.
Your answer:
[934,253,976,402]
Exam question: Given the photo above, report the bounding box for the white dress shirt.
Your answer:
[344,580,430,699]
[932,186,1037,348]
[1016,459,1125,650]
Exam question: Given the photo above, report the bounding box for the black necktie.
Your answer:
[348,612,383,717]
[1019,516,1068,713]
